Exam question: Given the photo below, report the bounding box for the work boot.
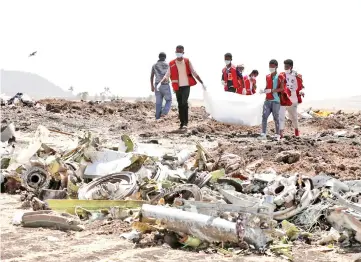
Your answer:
[295,129,300,137]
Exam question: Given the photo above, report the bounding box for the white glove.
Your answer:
[259,89,265,94]
[221,80,226,86]
[242,89,247,95]
[156,82,162,91]
[202,84,207,91]
[265,89,272,94]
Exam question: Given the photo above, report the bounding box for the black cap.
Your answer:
[159,52,166,59]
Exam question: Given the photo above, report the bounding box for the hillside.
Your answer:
[0,69,74,99]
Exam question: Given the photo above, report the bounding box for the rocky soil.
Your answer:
[1,99,361,262]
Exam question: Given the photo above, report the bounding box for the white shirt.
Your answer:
[286,71,298,104]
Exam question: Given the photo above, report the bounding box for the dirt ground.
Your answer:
[1,99,361,262]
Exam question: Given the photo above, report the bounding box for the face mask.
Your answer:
[225,60,231,65]
[269,68,276,73]
[176,53,183,58]
[285,69,291,74]
[251,76,256,80]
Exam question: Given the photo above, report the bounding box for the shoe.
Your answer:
[274,134,281,141]
[258,133,267,140]
[295,129,300,137]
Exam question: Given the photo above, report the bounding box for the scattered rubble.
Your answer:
[1,100,361,261]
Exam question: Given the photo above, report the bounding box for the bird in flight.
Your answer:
[29,51,37,57]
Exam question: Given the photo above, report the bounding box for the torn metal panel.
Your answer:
[141,204,270,248]
[326,207,361,243]
[311,174,350,192]
[1,123,16,142]
[331,191,361,213]
[218,189,261,208]
[343,180,361,193]
[20,210,84,231]
[83,150,132,179]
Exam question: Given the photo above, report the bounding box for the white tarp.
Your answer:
[203,90,273,126]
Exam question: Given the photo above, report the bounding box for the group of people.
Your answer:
[150,45,305,139]
[222,53,259,96]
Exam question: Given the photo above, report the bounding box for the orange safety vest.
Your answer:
[265,73,292,106]
[169,58,197,91]
[243,75,257,95]
[222,65,240,91]
[279,72,304,104]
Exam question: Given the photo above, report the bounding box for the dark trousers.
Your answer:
[175,86,190,127]
[226,86,236,93]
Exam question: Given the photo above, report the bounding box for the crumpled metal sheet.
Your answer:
[311,174,350,192]
[343,180,361,193]
[150,184,202,204]
[273,180,320,220]
[1,123,16,142]
[326,207,361,243]
[78,172,138,200]
[219,189,262,208]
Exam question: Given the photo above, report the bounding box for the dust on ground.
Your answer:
[1,99,361,262]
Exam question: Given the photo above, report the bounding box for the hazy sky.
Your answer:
[1,0,360,100]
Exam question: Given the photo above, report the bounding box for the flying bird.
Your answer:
[29,51,37,57]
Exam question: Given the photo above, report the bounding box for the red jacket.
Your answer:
[242,75,257,95]
[279,72,304,104]
[265,73,292,106]
[222,65,240,91]
[169,58,197,91]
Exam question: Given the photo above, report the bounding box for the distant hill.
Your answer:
[0,69,74,99]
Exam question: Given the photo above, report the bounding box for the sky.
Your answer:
[0,0,360,100]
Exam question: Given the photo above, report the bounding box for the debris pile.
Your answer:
[1,121,361,261]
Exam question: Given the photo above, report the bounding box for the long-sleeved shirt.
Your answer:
[162,59,198,87]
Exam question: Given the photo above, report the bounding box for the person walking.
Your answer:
[259,59,284,140]
[159,45,205,129]
[150,52,172,119]
[279,59,305,137]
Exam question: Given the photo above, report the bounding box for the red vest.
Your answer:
[265,73,292,106]
[222,65,240,91]
[243,75,256,95]
[169,58,197,91]
[279,72,304,104]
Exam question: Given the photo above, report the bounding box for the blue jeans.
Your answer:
[155,84,172,119]
[262,100,280,135]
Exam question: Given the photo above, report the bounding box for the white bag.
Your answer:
[203,90,273,126]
